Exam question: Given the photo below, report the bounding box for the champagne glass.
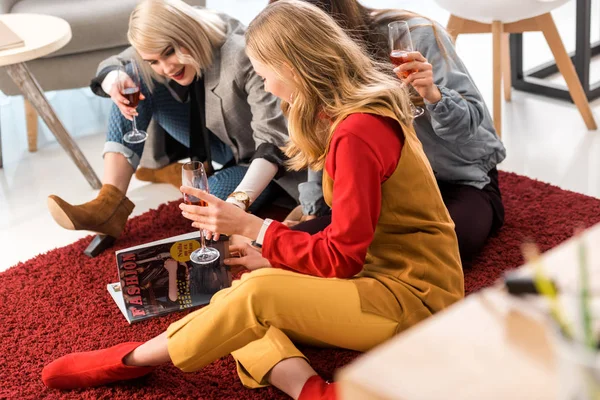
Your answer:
[182,161,220,264]
[388,21,425,118]
[117,59,148,144]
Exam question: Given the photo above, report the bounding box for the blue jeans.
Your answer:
[105,79,276,211]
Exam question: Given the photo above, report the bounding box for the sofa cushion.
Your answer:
[10,0,205,57]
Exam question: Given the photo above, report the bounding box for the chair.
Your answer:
[433,0,597,137]
[0,0,205,153]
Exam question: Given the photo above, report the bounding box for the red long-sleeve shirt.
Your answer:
[263,113,403,278]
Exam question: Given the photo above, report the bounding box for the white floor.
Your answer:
[1,0,600,272]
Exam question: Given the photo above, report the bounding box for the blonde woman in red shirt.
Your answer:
[42,1,463,399]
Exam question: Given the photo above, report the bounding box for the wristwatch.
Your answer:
[227,191,251,211]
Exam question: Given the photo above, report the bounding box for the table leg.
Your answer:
[5,62,101,189]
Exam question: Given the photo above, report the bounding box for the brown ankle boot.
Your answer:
[135,162,183,188]
[47,184,134,238]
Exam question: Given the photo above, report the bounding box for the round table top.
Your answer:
[0,13,71,67]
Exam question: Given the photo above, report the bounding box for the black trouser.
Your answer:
[292,168,505,268]
[437,168,504,267]
[291,215,333,235]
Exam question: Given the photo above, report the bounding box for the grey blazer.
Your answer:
[92,13,303,201]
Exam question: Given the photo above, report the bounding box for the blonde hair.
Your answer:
[128,0,227,90]
[267,0,450,107]
[268,0,448,62]
[247,0,414,171]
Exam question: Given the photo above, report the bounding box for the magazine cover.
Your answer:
[107,231,231,324]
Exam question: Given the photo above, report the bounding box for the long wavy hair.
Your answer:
[246,0,414,171]
[268,0,449,107]
[128,0,227,90]
[268,0,447,61]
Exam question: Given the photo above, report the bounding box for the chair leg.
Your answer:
[24,98,38,152]
[0,106,3,168]
[536,13,597,130]
[501,33,512,102]
[446,14,465,43]
[491,21,503,137]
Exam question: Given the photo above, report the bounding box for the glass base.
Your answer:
[412,105,425,118]
[190,246,220,264]
[123,129,148,144]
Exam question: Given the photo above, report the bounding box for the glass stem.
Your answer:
[200,228,207,250]
[132,115,138,133]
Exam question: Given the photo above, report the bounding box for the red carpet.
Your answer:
[1,171,600,399]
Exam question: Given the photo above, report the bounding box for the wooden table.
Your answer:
[337,223,600,399]
[0,13,101,189]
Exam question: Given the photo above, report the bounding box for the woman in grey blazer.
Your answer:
[46,0,303,246]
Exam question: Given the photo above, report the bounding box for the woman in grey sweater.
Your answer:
[276,0,506,266]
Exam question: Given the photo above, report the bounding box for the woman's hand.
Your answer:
[109,73,145,121]
[283,214,316,228]
[393,51,441,104]
[225,243,272,271]
[179,186,264,240]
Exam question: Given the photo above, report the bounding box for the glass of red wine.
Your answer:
[182,161,220,265]
[388,21,425,118]
[117,59,147,144]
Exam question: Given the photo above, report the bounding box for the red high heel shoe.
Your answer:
[42,342,155,390]
[299,375,337,400]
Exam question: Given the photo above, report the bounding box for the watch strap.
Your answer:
[253,218,274,248]
[226,197,247,211]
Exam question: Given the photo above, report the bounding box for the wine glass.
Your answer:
[182,161,220,264]
[388,20,425,118]
[117,59,148,144]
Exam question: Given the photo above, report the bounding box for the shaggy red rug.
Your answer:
[1,171,600,399]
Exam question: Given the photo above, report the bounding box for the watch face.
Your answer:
[235,192,249,201]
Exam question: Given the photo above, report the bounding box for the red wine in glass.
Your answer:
[388,20,424,118]
[117,60,147,144]
[181,161,220,265]
[389,50,416,79]
[183,194,208,207]
[121,87,140,108]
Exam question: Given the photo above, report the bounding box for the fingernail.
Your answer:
[124,100,129,104]
[223,259,230,264]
